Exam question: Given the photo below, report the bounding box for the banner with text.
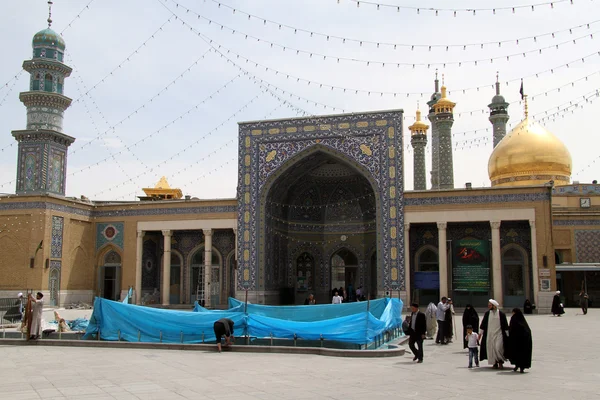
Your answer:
[452,239,490,292]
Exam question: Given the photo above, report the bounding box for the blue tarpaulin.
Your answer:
[84,297,402,345]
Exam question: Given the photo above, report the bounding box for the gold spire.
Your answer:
[408,106,429,135]
[523,94,529,119]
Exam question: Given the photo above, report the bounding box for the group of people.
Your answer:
[4,292,45,340]
[405,298,533,373]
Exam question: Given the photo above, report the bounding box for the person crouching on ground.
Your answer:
[465,325,480,368]
[213,318,235,353]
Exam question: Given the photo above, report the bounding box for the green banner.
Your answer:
[453,239,490,292]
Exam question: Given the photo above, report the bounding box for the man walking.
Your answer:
[408,303,427,363]
[480,299,509,369]
[435,297,451,344]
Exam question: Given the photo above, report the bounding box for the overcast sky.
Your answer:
[1,0,599,200]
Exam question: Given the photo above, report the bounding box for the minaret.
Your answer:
[427,71,441,190]
[409,108,429,190]
[11,1,75,195]
[488,73,510,147]
[433,78,456,190]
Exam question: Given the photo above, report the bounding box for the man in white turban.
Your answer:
[479,299,509,369]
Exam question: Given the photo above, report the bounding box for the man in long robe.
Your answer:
[479,299,509,369]
[28,292,44,340]
[425,302,438,339]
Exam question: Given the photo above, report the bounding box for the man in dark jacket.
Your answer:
[408,303,427,363]
[213,318,235,353]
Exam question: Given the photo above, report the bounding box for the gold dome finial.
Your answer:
[523,94,529,119]
[434,76,456,114]
[409,104,429,135]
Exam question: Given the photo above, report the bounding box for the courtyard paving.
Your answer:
[0,308,598,400]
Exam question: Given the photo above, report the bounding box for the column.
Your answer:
[437,222,448,298]
[529,220,539,307]
[162,230,172,306]
[404,223,411,302]
[135,230,144,304]
[233,228,238,300]
[490,221,502,305]
[203,229,213,308]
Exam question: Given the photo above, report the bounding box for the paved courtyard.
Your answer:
[0,308,598,400]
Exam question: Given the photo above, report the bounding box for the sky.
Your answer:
[1,0,599,200]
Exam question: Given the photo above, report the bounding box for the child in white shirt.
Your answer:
[465,325,480,368]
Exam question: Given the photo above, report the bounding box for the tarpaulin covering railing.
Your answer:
[84,297,402,345]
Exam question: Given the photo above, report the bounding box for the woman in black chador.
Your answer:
[508,308,533,373]
[462,304,479,349]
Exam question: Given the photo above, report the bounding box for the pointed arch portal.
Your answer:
[237,111,405,304]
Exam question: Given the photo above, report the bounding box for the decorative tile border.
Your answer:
[0,201,235,218]
[553,219,600,226]
[404,192,550,206]
[50,216,64,258]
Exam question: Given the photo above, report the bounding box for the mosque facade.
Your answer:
[1,19,599,314]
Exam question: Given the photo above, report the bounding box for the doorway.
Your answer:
[502,247,528,308]
[100,250,121,301]
[331,248,358,301]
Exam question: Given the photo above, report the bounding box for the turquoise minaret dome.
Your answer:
[33,28,66,52]
[11,1,75,196]
[488,73,510,148]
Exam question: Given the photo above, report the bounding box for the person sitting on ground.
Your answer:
[213,318,235,353]
[304,294,316,305]
[523,299,533,315]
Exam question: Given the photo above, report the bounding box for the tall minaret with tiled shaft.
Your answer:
[433,80,456,189]
[11,1,75,196]
[426,72,441,190]
[488,74,510,148]
[409,108,429,190]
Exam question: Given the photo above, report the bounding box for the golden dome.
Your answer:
[408,110,429,135]
[488,118,572,187]
[434,86,456,113]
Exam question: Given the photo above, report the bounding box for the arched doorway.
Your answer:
[502,245,529,308]
[99,250,121,301]
[295,252,315,304]
[189,247,221,306]
[260,149,378,304]
[414,246,439,306]
[331,248,358,300]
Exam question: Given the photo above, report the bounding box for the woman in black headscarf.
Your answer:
[523,299,533,315]
[462,304,479,349]
[508,308,533,373]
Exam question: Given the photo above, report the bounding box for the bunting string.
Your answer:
[342,0,575,15]
[92,89,262,198]
[69,48,212,153]
[69,70,238,178]
[185,0,586,49]
[169,0,596,69]
[72,16,175,104]
[59,0,96,35]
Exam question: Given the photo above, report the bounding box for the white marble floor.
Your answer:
[0,308,597,400]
